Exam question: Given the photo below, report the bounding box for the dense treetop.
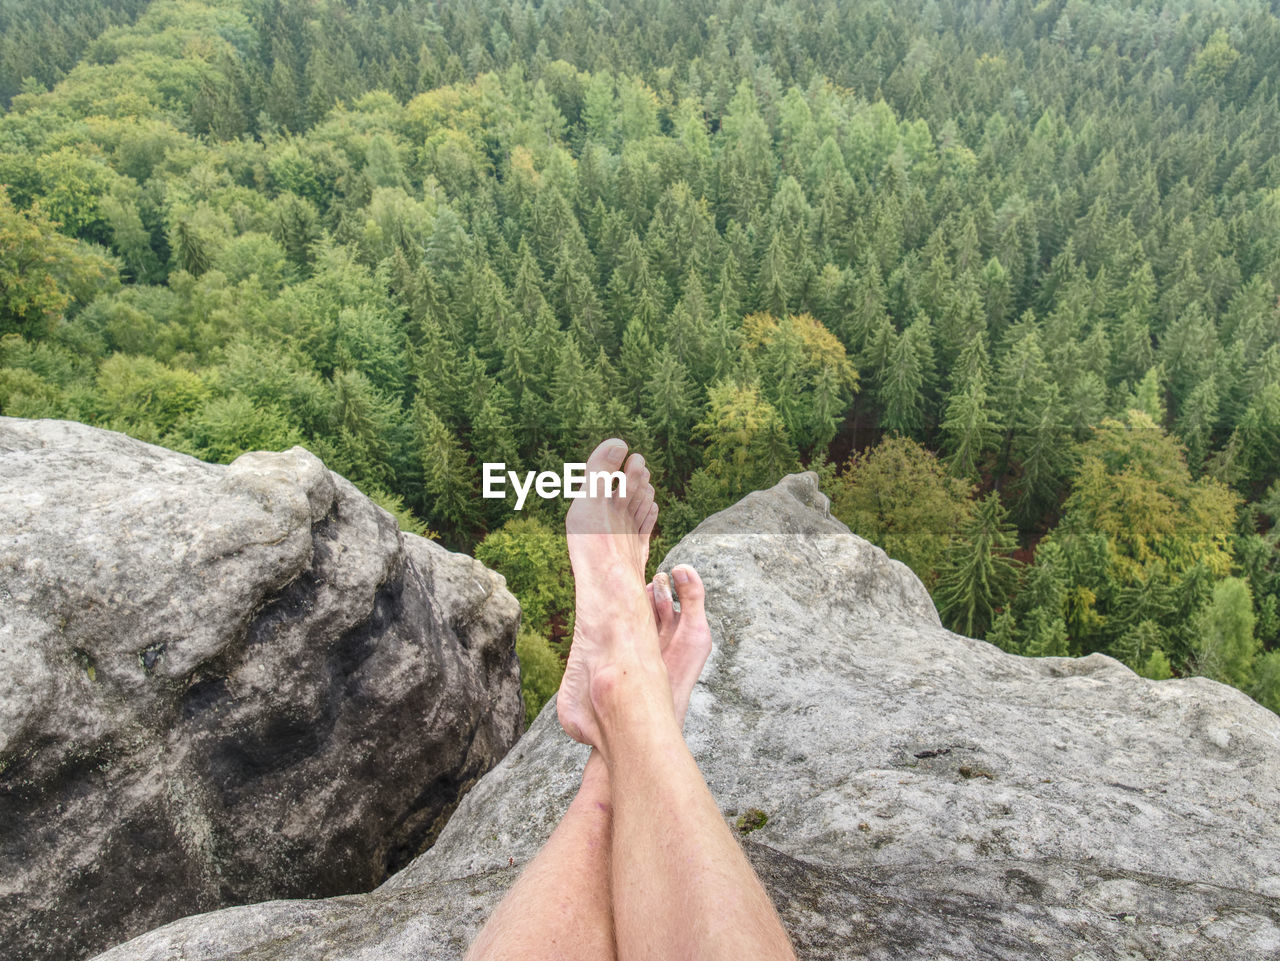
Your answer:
[2,0,1279,715]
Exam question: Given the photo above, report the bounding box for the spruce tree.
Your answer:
[878,326,924,436]
[414,399,476,535]
[942,375,1001,480]
[936,493,1022,638]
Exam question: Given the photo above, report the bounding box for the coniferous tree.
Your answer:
[942,374,1001,480]
[936,493,1022,638]
[643,346,697,478]
[414,399,477,535]
[1194,577,1260,689]
[1016,541,1071,657]
[6,0,1280,714]
[878,325,924,436]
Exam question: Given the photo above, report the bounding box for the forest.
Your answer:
[2,0,1279,721]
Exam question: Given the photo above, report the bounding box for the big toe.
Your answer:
[671,565,706,622]
[587,437,628,474]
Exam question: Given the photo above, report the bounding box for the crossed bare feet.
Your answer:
[473,439,794,961]
[558,438,711,748]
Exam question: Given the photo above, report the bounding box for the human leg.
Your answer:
[463,602,713,961]
[557,440,795,961]
[462,746,614,961]
[648,566,712,726]
[465,440,713,961]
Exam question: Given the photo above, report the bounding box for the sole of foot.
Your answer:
[558,438,664,747]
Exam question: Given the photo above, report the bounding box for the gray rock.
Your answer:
[92,472,1280,960]
[0,417,523,961]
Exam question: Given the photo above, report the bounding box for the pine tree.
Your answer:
[936,493,1022,638]
[838,254,888,354]
[987,609,1018,653]
[1010,383,1072,526]
[414,399,477,535]
[172,218,210,277]
[1131,366,1167,424]
[1110,620,1167,674]
[942,375,1001,479]
[551,335,603,445]
[809,364,845,453]
[618,317,654,411]
[1194,577,1259,689]
[1064,371,1107,437]
[512,238,549,322]
[1177,374,1220,469]
[473,384,519,467]
[330,369,399,492]
[645,345,696,481]
[757,231,792,317]
[1015,540,1071,657]
[878,326,924,435]
[706,306,744,384]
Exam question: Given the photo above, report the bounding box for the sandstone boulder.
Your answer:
[94,472,1280,960]
[0,417,523,961]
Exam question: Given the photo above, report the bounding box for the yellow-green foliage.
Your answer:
[515,627,564,728]
[1195,577,1259,689]
[668,379,801,544]
[0,186,116,340]
[1138,649,1174,680]
[1252,651,1280,714]
[94,352,208,440]
[475,516,572,638]
[0,366,61,417]
[475,517,575,727]
[166,394,304,464]
[742,312,858,452]
[830,435,975,591]
[1065,411,1238,580]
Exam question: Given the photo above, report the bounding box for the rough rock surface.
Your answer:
[0,417,523,961]
[94,472,1280,960]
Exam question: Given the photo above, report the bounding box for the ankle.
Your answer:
[589,658,674,733]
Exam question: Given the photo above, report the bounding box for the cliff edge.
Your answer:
[80,470,1280,958]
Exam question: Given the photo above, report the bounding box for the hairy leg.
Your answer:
[465,441,711,961]
[599,674,793,960]
[463,610,711,961]
[462,748,614,961]
[558,440,795,961]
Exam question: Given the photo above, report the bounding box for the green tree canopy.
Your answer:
[830,436,974,591]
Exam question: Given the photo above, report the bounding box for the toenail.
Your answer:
[602,439,626,466]
[673,566,690,584]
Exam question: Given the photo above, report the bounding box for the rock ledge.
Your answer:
[92,471,1280,959]
[0,417,522,961]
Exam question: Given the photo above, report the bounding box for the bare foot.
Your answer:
[557,439,664,748]
[648,566,712,729]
